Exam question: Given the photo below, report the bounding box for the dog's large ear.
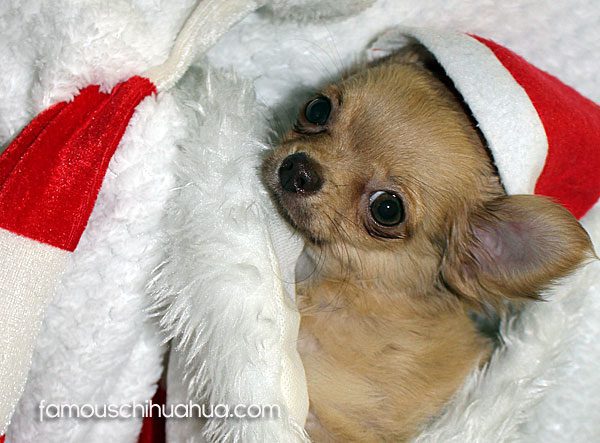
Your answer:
[370,41,437,69]
[387,42,434,66]
[370,42,456,96]
[441,195,595,307]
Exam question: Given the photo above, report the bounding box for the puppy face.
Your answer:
[263,48,594,307]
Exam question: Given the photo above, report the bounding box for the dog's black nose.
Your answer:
[278,152,322,194]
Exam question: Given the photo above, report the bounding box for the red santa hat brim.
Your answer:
[369,28,600,220]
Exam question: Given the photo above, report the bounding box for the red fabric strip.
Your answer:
[472,35,600,220]
[137,386,166,443]
[0,101,67,181]
[0,76,156,250]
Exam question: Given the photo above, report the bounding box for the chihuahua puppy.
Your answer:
[262,44,594,442]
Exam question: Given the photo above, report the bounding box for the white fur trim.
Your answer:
[369,27,549,195]
[165,349,208,442]
[150,69,308,442]
[0,230,68,433]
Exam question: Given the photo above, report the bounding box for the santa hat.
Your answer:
[0,0,375,437]
[369,28,600,219]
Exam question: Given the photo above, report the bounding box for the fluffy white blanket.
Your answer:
[1,0,598,442]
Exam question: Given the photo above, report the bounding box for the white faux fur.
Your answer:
[1,0,598,442]
[149,67,308,442]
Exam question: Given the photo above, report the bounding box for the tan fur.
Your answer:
[262,50,595,441]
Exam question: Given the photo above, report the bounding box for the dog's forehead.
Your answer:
[341,63,427,103]
[339,69,440,134]
[333,80,438,162]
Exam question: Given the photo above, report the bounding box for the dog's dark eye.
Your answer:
[304,96,331,126]
[369,191,405,226]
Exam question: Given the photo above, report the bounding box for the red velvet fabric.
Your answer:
[0,76,156,251]
[473,36,600,220]
[137,386,166,443]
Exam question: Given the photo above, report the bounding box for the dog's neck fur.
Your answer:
[297,251,488,442]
